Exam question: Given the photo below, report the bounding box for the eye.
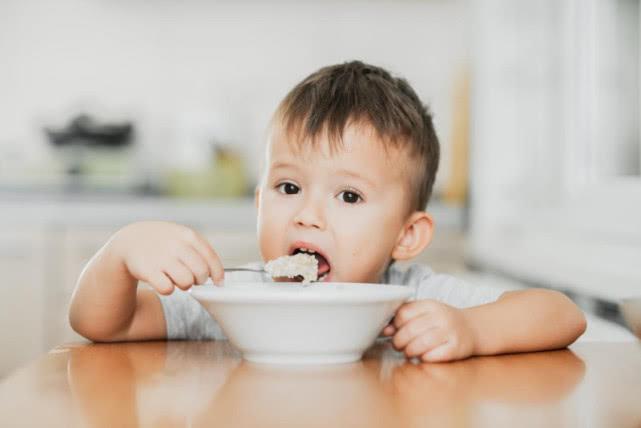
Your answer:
[276,182,300,195]
[338,190,362,204]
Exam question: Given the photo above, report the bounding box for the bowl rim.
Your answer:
[189,282,414,304]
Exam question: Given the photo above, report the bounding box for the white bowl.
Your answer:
[190,282,412,365]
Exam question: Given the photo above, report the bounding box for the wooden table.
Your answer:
[1,340,640,427]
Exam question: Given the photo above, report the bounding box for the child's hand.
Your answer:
[382,300,478,363]
[111,221,225,295]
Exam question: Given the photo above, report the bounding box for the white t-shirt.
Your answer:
[158,262,505,340]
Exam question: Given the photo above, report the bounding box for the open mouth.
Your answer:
[290,247,331,282]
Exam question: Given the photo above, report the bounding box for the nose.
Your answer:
[293,195,326,230]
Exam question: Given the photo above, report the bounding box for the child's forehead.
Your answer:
[262,121,416,196]
[267,120,406,163]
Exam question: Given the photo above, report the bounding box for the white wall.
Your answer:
[0,0,469,188]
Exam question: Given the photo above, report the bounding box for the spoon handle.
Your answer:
[224,268,266,273]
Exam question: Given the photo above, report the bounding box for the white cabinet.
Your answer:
[0,226,46,376]
[53,226,117,347]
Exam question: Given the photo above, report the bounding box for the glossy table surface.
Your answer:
[1,340,640,427]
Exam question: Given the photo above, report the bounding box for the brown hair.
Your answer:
[274,60,440,212]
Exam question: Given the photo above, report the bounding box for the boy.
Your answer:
[69,61,586,362]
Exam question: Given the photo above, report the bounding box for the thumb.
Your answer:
[382,324,397,336]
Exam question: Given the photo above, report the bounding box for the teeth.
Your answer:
[297,247,317,254]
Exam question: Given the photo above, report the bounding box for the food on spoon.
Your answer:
[264,253,318,284]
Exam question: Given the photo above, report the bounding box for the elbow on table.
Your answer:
[571,307,588,343]
[553,289,587,344]
[68,312,124,343]
[520,288,588,346]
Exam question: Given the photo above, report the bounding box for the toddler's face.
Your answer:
[256,122,414,283]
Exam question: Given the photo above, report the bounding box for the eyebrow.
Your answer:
[270,161,300,171]
[334,168,377,188]
[270,161,377,188]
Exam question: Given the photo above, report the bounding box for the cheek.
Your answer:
[331,207,401,271]
[257,194,290,258]
[333,205,401,242]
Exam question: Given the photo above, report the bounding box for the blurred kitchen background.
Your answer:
[1,0,640,377]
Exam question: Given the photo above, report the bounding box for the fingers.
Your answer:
[421,343,457,363]
[394,300,440,329]
[404,330,447,358]
[178,245,210,285]
[390,301,472,362]
[164,260,196,290]
[393,315,437,350]
[189,234,225,284]
[121,223,226,292]
[392,310,453,359]
[382,324,397,336]
[146,271,174,295]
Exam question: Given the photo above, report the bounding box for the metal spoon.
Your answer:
[223,268,267,274]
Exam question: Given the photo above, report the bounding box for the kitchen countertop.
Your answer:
[1,340,640,427]
[0,193,465,229]
[0,193,258,228]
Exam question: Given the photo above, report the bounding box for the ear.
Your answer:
[391,211,434,261]
[254,186,260,211]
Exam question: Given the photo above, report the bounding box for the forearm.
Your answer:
[69,238,138,341]
[463,289,587,356]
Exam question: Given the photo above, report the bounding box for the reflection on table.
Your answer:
[1,340,641,427]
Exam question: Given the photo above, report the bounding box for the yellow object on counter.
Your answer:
[166,147,248,198]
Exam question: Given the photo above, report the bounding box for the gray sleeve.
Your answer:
[158,289,226,340]
[387,264,504,308]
